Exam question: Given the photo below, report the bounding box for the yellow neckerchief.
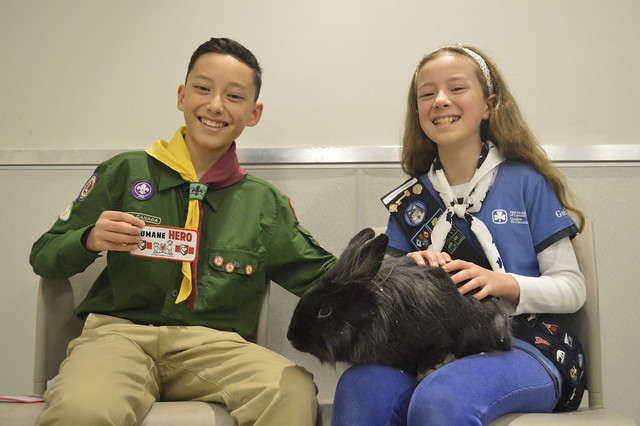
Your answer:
[145,128,203,304]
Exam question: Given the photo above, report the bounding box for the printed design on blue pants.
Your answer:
[77,173,99,202]
[131,180,155,201]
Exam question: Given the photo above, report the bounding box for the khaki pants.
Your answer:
[38,314,318,426]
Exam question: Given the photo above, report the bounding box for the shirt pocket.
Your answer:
[199,248,263,310]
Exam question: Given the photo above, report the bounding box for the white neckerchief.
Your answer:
[427,141,506,272]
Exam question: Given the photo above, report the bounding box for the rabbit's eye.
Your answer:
[318,307,332,319]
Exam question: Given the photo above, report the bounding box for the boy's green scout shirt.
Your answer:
[30,130,336,338]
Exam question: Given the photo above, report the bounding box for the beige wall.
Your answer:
[2,0,640,151]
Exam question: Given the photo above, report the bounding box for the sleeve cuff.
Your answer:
[58,225,102,270]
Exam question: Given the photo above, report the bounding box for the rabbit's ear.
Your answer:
[345,228,376,250]
[333,229,389,284]
[355,233,389,278]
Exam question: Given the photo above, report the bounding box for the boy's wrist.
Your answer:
[81,226,101,253]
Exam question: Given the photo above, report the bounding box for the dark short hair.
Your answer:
[186,38,262,101]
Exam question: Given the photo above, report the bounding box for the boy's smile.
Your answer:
[199,117,227,129]
[178,53,263,175]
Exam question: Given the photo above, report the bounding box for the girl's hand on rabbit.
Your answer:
[443,259,520,305]
[406,250,452,267]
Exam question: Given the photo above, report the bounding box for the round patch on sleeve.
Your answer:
[77,173,99,202]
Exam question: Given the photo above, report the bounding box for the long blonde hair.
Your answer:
[401,45,585,231]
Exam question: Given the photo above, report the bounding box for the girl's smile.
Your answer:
[432,115,460,126]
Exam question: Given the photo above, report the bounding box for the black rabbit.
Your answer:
[287,228,512,379]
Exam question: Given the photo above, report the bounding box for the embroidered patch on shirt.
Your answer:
[129,212,162,225]
[77,173,98,202]
[131,180,155,201]
[58,202,73,221]
[130,225,198,262]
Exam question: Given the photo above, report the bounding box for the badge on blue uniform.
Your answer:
[381,177,492,269]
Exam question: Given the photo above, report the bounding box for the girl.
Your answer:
[331,45,586,425]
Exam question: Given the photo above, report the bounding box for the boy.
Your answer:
[30,37,335,426]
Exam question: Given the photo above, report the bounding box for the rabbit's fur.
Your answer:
[287,228,512,379]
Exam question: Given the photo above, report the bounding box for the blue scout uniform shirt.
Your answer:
[385,161,578,277]
[31,146,336,338]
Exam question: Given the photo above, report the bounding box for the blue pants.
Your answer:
[331,339,561,426]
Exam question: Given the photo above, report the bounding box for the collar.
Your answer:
[151,127,247,208]
[434,140,492,171]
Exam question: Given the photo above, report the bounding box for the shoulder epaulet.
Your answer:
[381,177,423,213]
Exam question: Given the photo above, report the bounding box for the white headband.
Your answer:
[461,47,494,95]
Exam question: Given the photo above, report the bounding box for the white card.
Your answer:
[130,225,198,262]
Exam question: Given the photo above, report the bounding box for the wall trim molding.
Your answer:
[2,145,639,167]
